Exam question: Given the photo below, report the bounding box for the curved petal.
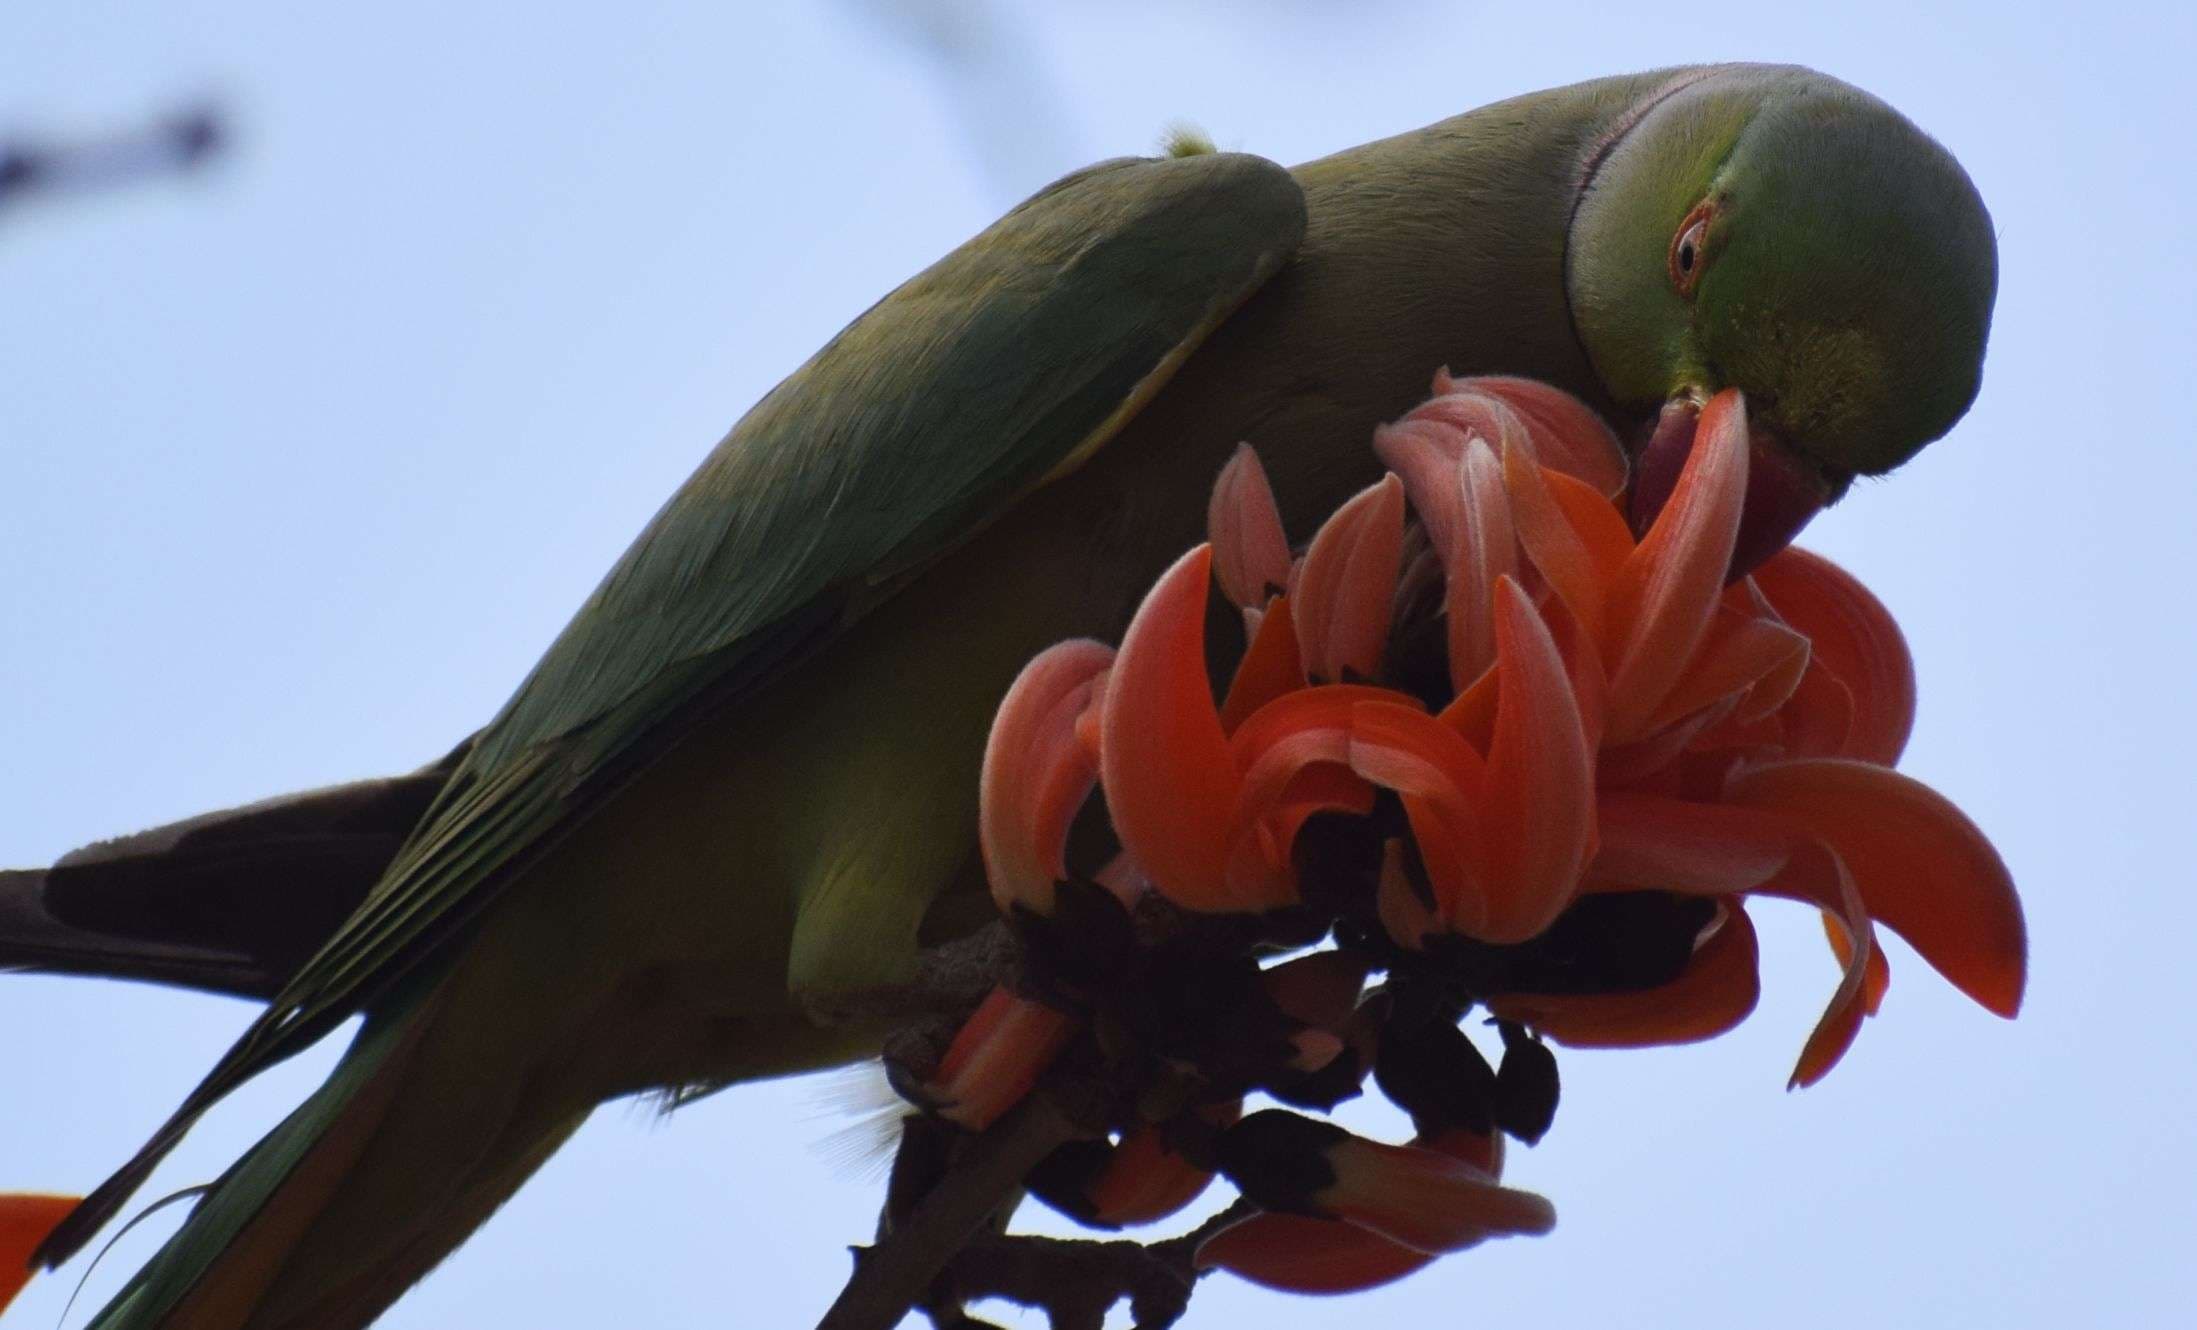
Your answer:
[1444,439,1518,688]
[1378,838,1442,952]
[1647,612,1810,736]
[1209,443,1294,612]
[1590,793,1796,894]
[1724,758,2025,1018]
[1777,654,1859,759]
[1101,546,1242,911]
[1825,909,1893,1015]
[1470,375,1631,498]
[1373,417,1472,563]
[930,987,1082,1130]
[1198,1211,1436,1295]
[1193,1125,1505,1295]
[980,639,1117,916]
[1502,440,1610,641]
[1220,593,1306,733]
[1751,547,1917,765]
[1604,389,1749,741]
[1321,1134,1556,1251]
[1294,475,1407,683]
[1774,841,1876,1088]
[1087,1106,1239,1228]
[1477,578,1597,943]
[1492,900,1760,1047]
[1223,684,1401,908]
[1349,701,1490,931]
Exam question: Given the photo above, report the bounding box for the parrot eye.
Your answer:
[1668,202,1715,298]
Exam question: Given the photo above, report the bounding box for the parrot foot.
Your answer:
[797,922,1019,1032]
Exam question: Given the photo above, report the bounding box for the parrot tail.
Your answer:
[77,966,594,1330]
[0,767,452,1001]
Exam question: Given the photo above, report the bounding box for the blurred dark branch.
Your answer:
[0,103,225,211]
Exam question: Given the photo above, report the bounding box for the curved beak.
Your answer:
[1627,394,1849,581]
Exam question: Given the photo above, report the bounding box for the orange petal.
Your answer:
[2,1194,77,1314]
[1219,593,1307,733]
[1323,1135,1556,1251]
[1586,793,1875,1085]
[1373,417,1472,564]
[1470,375,1631,498]
[1604,389,1749,741]
[1777,654,1859,759]
[1198,1211,1437,1294]
[931,987,1082,1130]
[1086,1112,1236,1228]
[1751,547,1917,765]
[1224,685,1398,909]
[1777,842,1876,1088]
[1825,909,1893,1015]
[1724,758,2025,1018]
[1443,439,1518,688]
[1209,444,1294,612]
[980,639,1117,916]
[1378,838,1442,952]
[1294,475,1407,683]
[1476,579,1597,943]
[1349,702,1490,931]
[1492,900,1761,1047]
[1647,612,1810,736]
[1503,440,1610,641]
[1100,546,1242,911]
[1542,468,1636,584]
[1590,793,1797,895]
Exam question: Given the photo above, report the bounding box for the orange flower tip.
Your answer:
[2,1193,78,1313]
[980,638,1116,918]
[1214,1112,1554,1254]
[1209,443,1294,611]
[1632,390,1837,582]
[928,988,1080,1131]
[1469,375,1630,499]
[1293,475,1406,684]
[1195,1212,1435,1294]
[1724,758,2026,1020]
[1100,544,1241,911]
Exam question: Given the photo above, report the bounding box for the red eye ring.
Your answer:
[1668,200,1716,298]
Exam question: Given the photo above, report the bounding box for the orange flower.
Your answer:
[939,369,2024,1298]
[1,1193,77,1315]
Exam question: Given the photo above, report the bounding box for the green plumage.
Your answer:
[15,62,1995,1330]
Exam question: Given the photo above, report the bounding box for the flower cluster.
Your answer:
[913,373,2025,1297]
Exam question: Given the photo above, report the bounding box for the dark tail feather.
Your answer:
[1,769,451,1001]
[0,867,277,997]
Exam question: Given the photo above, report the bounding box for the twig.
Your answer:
[817,1093,1082,1330]
[929,1199,1260,1330]
[0,103,223,210]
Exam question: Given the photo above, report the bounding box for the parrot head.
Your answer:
[1566,65,1997,574]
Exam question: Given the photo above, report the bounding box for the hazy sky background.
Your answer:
[3,2,2190,1327]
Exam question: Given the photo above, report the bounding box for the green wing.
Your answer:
[50,148,1306,1258]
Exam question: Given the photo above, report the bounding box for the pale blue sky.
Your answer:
[3,2,2190,1327]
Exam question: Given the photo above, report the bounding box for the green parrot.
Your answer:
[5,62,1995,1329]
